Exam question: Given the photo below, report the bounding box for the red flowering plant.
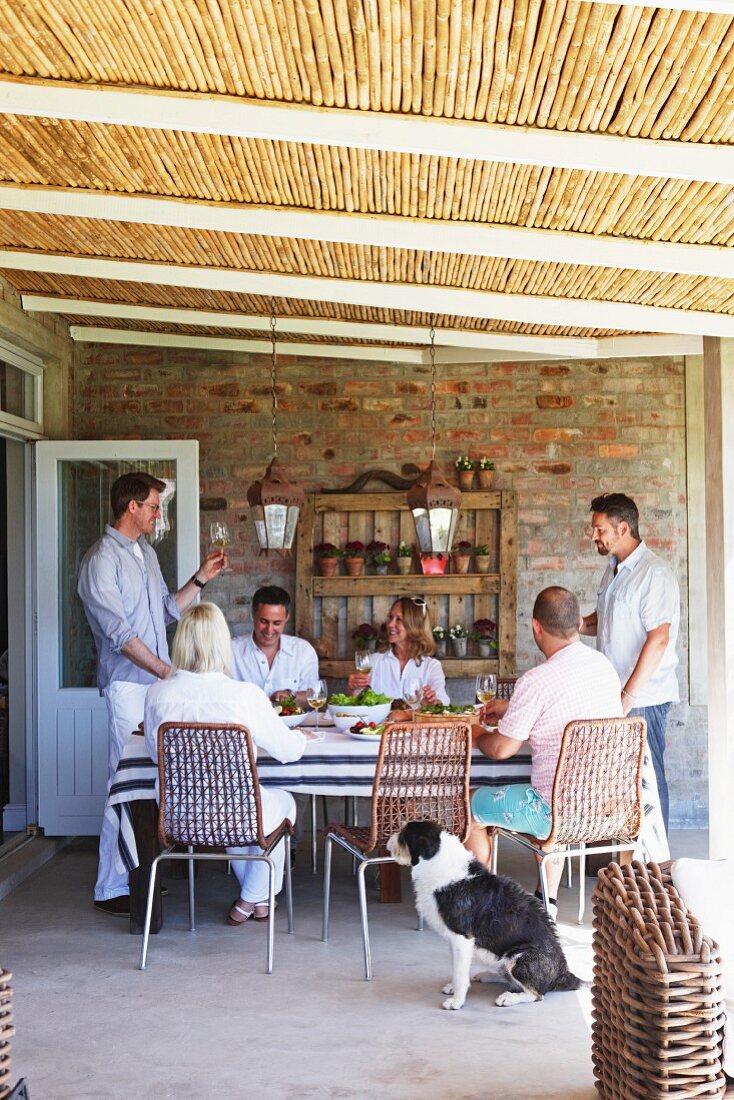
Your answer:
[352,622,379,651]
[314,542,343,558]
[470,618,498,648]
[366,539,390,566]
[344,540,365,558]
[454,540,473,554]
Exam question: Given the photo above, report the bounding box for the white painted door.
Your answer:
[35,441,199,835]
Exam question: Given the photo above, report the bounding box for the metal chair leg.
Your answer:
[139,855,162,970]
[357,859,373,980]
[490,830,499,874]
[284,832,294,934]
[416,913,424,932]
[538,855,551,913]
[187,845,195,931]
[265,855,276,975]
[311,794,318,874]
[566,853,573,889]
[321,834,333,942]
[577,844,587,924]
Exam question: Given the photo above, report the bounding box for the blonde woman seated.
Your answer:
[144,602,307,926]
[348,596,449,705]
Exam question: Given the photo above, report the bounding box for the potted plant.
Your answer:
[395,540,413,575]
[343,539,366,577]
[451,540,472,574]
[352,622,379,652]
[448,623,469,658]
[455,455,475,491]
[478,457,495,489]
[366,539,391,575]
[314,541,343,577]
[471,618,498,659]
[432,624,447,658]
[474,543,491,574]
[419,551,448,576]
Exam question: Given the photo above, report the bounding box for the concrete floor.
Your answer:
[0,830,706,1100]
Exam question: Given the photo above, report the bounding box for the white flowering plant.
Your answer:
[432,625,447,640]
[455,455,474,471]
[448,624,468,640]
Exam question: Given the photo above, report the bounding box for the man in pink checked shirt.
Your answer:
[467,586,622,917]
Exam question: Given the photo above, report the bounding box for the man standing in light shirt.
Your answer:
[78,472,227,917]
[469,586,623,915]
[580,492,680,832]
[231,585,319,707]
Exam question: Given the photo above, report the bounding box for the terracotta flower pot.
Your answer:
[318,557,339,576]
[452,553,471,574]
[475,555,491,574]
[478,469,494,489]
[458,469,475,491]
[344,556,365,576]
[396,556,412,574]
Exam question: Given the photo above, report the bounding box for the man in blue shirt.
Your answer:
[78,471,226,916]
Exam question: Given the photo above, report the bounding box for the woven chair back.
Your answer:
[364,720,472,852]
[545,716,646,849]
[157,722,266,850]
[496,677,517,701]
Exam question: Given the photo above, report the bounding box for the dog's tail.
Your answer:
[553,968,585,992]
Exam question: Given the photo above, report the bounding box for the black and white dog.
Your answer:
[387,820,582,1010]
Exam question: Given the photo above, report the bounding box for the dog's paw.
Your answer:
[495,990,539,1007]
[441,996,465,1011]
[472,971,495,984]
[441,982,454,995]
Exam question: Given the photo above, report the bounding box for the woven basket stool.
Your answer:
[591,861,727,1099]
[0,968,14,1100]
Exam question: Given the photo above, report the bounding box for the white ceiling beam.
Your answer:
[68,326,429,363]
[1,77,733,186]
[4,249,732,336]
[3,185,731,279]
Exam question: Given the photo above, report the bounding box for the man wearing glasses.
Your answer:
[78,471,226,916]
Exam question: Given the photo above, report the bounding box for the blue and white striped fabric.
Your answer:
[104,736,158,876]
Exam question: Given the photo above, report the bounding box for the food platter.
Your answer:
[346,728,383,742]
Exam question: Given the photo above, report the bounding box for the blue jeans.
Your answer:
[630,703,672,834]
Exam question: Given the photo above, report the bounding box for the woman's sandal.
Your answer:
[226,900,256,926]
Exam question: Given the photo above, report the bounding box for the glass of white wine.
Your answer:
[354,650,373,674]
[404,679,422,722]
[210,520,231,573]
[306,678,328,729]
[475,673,497,705]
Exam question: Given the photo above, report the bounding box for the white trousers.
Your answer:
[94,681,149,901]
[229,787,296,903]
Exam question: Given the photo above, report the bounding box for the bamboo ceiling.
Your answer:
[1,0,733,350]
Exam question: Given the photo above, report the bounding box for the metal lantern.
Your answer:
[407,324,461,554]
[247,305,303,554]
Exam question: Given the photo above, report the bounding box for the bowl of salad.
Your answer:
[327,688,392,726]
[273,695,308,729]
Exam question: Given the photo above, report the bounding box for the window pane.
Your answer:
[0,360,35,421]
[60,460,179,688]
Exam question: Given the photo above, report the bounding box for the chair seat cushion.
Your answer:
[671,857,734,1075]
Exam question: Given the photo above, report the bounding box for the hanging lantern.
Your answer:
[407,323,461,554]
[247,306,303,553]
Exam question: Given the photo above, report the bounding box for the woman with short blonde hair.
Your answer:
[171,601,232,676]
[348,596,449,706]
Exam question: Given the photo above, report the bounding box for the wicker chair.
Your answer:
[592,861,727,1099]
[321,719,472,980]
[139,722,294,974]
[496,676,517,700]
[0,968,12,1100]
[492,716,646,923]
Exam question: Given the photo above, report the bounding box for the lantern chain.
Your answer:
[429,321,437,462]
[270,300,278,457]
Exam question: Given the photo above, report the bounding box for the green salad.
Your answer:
[418,704,477,716]
[328,688,391,707]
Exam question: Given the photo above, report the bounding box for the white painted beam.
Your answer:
[4,250,730,336]
[68,326,428,363]
[2,185,731,279]
[1,78,733,185]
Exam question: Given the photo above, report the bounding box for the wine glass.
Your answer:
[354,650,373,674]
[306,678,328,729]
[210,520,231,573]
[475,673,497,705]
[404,679,422,722]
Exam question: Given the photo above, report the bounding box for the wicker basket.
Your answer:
[591,862,727,1099]
[0,968,14,1100]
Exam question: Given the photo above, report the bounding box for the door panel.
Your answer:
[36,441,199,835]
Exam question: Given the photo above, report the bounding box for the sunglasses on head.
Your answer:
[407,596,427,615]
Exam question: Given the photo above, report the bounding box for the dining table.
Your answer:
[105,719,668,933]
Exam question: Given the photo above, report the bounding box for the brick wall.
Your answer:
[73,345,705,828]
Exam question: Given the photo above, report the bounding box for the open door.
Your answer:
[35,441,199,835]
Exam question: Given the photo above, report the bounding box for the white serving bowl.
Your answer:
[327,702,392,728]
[279,711,308,729]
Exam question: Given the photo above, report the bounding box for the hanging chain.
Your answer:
[269,299,278,457]
[429,320,437,462]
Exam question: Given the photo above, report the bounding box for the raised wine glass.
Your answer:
[475,673,497,705]
[306,678,328,729]
[404,679,422,722]
[210,520,231,573]
[354,650,373,674]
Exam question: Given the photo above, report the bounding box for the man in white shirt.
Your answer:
[231,585,319,706]
[580,493,680,832]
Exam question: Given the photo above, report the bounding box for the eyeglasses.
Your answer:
[137,499,161,514]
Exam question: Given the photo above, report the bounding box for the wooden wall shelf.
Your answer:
[295,488,517,678]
